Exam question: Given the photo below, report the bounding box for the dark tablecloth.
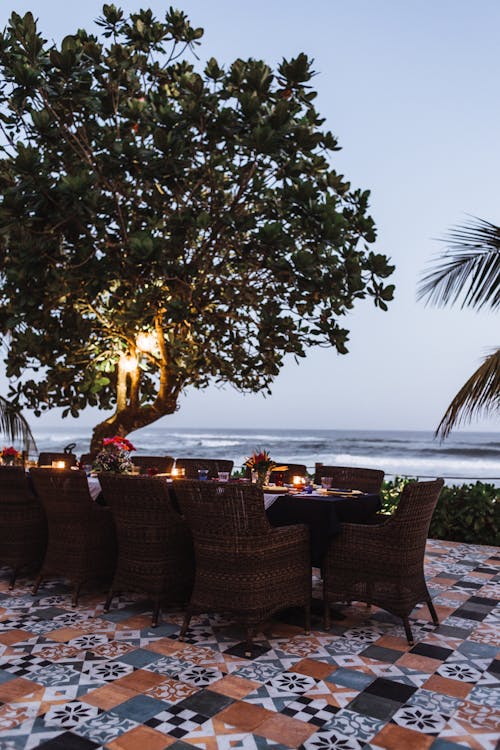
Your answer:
[266,492,381,566]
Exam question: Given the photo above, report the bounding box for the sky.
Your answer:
[0,0,499,433]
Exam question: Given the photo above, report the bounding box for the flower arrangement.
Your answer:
[245,449,275,475]
[1,446,21,464]
[92,435,136,474]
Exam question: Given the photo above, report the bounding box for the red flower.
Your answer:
[102,436,136,452]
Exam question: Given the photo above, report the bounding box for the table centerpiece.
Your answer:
[92,435,136,474]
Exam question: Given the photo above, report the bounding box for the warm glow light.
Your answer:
[119,353,138,373]
[171,467,185,478]
[292,475,305,487]
[136,331,157,353]
[52,460,66,469]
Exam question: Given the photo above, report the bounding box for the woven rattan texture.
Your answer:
[98,474,194,625]
[323,478,444,643]
[0,466,47,588]
[29,468,116,605]
[313,464,385,492]
[131,455,175,474]
[174,457,234,479]
[175,480,311,644]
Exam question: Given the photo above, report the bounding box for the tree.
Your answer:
[0,6,394,453]
[418,216,500,438]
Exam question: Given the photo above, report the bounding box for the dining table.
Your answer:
[87,476,381,567]
[265,488,381,567]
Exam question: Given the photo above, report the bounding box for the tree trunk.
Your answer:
[90,400,178,455]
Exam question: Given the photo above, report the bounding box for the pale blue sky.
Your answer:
[1,0,499,432]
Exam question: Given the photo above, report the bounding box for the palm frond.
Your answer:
[0,396,37,454]
[418,216,500,311]
[435,348,500,439]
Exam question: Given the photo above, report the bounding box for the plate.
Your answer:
[263,486,289,494]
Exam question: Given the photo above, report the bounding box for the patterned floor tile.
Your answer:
[0,541,496,750]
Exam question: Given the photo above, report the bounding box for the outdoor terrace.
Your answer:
[0,538,498,750]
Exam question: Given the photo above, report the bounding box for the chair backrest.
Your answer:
[270,463,307,484]
[38,452,77,469]
[30,468,94,527]
[98,474,184,538]
[0,466,37,503]
[131,455,175,474]
[175,480,269,540]
[391,478,444,540]
[174,457,234,480]
[314,464,384,493]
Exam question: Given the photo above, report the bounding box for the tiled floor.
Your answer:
[0,539,498,750]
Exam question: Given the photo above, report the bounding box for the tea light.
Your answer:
[171,467,185,478]
[292,475,305,488]
[52,460,66,469]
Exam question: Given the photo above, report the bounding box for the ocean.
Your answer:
[29,426,500,486]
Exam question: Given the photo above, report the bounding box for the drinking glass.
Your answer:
[321,476,333,490]
[198,468,209,481]
[218,471,229,482]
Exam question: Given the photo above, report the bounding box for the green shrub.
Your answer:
[380,478,500,546]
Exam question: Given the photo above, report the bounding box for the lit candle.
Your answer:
[52,460,66,469]
[292,475,305,488]
[171,467,185,478]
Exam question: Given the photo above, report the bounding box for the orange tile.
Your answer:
[209,674,260,699]
[145,638,182,656]
[423,674,472,699]
[107,724,175,749]
[81,683,137,710]
[372,723,434,750]
[218,701,274,731]
[395,653,442,673]
[433,605,456,619]
[256,712,316,747]
[0,629,33,645]
[113,668,166,692]
[292,657,337,679]
[0,677,42,702]
[46,627,87,642]
[376,635,410,651]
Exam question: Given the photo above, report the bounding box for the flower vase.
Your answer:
[252,469,270,487]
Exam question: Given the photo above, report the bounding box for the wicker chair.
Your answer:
[174,458,234,480]
[131,455,175,475]
[175,480,311,654]
[98,474,194,626]
[314,464,384,493]
[30,468,116,606]
[38,452,77,469]
[0,467,47,588]
[323,478,444,644]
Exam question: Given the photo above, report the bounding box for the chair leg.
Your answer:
[72,583,82,608]
[32,574,43,596]
[324,600,331,630]
[244,626,254,658]
[304,602,311,635]
[9,568,18,590]
[402,617,414,646]
[152,599,161,628]
[179,610,192,641]
[103,589,114,613]
[427,597,439,626]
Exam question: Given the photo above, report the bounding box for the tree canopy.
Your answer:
[0,5,394,451]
